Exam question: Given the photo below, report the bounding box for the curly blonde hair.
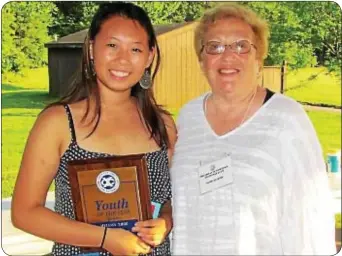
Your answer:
[194,3,269,62]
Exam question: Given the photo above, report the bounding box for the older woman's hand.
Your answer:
[132,217,169,247]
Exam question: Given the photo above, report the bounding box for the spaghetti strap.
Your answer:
[161,141,168,151]
[63,105,77,143]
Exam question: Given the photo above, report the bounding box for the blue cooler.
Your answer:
[327,152,341,173]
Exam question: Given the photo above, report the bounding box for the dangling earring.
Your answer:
[88,41,96,77]
[139,69,151,89]
[90,59,96,77]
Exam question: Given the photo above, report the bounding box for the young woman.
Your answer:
[11,3,176,256]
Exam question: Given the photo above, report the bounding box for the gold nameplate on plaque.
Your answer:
[67,154,152,252]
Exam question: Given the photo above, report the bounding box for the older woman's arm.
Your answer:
[279,108,336,255]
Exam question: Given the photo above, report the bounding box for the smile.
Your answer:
[110,70,130,78]
[219,68,239,74]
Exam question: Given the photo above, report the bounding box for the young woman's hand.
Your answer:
[132,217,169,247]
[103,228,151,255]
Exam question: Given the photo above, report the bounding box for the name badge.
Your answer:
[198,155,232,194]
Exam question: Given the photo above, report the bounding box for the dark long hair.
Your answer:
[48,2,170,147]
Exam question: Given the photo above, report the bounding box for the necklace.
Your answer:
[206,88,258,129]
[239,88,257,126]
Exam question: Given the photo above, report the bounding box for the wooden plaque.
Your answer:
[67,154,152,252]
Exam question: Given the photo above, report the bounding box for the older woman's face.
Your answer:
[200,17,260,95]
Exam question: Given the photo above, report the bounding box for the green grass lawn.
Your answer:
[307,110,341,157]
[337,213,341,229]
[2,67,49,90]
[2,68,57,198]
[1,67,341,200]
[285,67,341,106]
[2,109,41,198]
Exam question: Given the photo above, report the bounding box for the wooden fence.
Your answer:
[153,62,286,112]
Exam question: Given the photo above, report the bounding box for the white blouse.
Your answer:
[170,93,336,255]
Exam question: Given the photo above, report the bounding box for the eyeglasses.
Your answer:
[201,39,257,55]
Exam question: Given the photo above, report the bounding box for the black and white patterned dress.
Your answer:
[51,105,172,256]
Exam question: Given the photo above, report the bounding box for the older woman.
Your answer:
[171,3,336,255]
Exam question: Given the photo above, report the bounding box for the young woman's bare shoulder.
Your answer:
[65,99,90,123]
[32,105,70,139]
[38,100,86,127]
[38,105,67,125]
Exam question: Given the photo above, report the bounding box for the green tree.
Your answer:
[239,2,315,68]
[50,2,100,38]
[241,1,341,70]
[2,3,16,72]
[49,2,215,37]
[1,2,56,72]
[290,2,341,72]
[135,2,214,24]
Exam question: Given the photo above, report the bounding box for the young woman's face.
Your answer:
[91,16,154,92]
